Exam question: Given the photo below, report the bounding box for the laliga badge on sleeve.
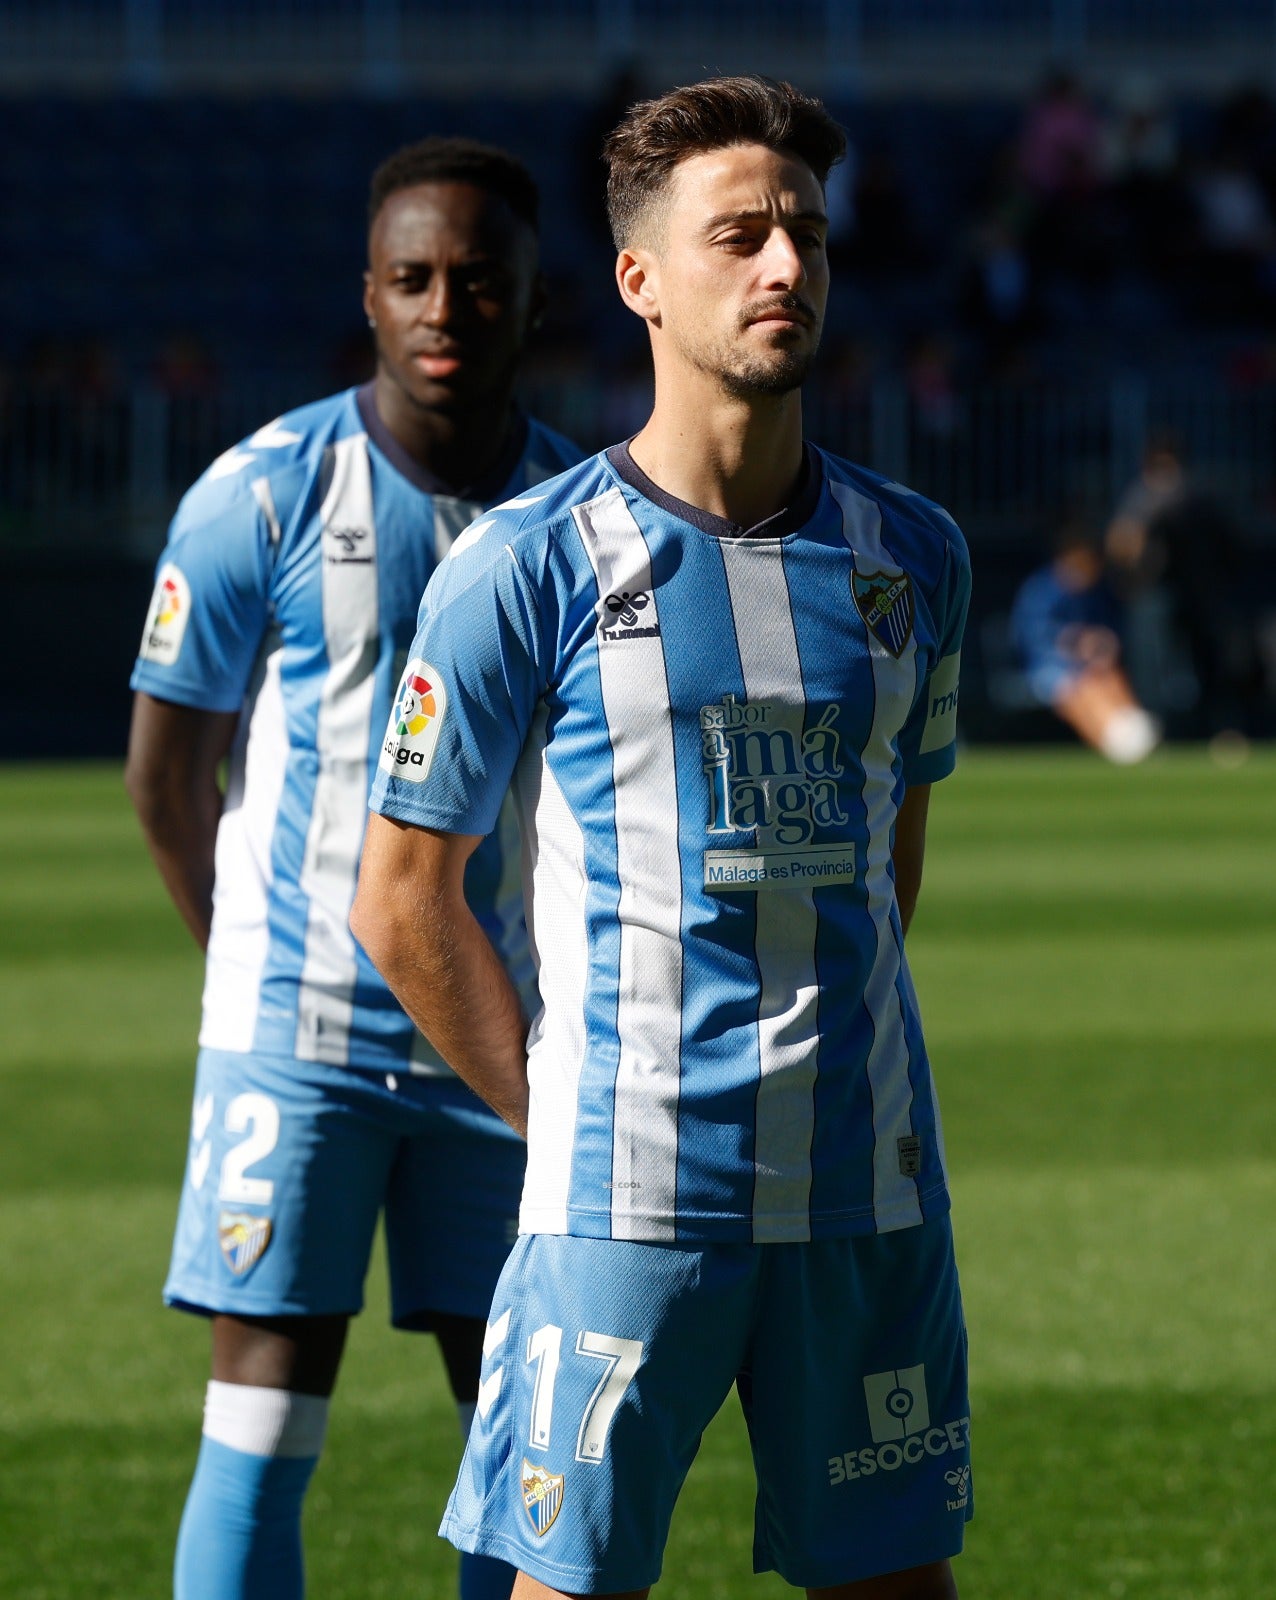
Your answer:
[379,658,447,784]
[139,562,192,666]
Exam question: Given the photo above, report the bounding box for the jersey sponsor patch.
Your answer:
[138,562,191,666]
[704,841,856,891]
[379,658,447,783]
[521,1459,565,1535]
[918,651,961,754]
[218,1211,272,1274]
[853,568,915,657]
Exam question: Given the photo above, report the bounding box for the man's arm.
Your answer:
[351,812,531,1137]
[892,782,932,937]
[124,691,238,950]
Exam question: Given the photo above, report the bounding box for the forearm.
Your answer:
[352,838,531,1135]
[133,795,221,950]
[124,693,237,951]
[892,782,932,937]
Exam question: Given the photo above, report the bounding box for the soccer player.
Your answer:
[352,79,972,1599]
[125,137,581,1600]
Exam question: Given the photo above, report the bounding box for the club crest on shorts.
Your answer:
[852,569,914,657]
[520,1459,565,1535]
[218,1212,272,1274]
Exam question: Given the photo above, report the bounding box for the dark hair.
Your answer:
[368,136,539,230]
[604,75,847,249]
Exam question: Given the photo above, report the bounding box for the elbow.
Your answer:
[123,755,166,832]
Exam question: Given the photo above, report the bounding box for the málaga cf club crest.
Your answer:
[852,569,915,657]
[521,1459,565,1535]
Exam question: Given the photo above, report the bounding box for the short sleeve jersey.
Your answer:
[130,384,581,1074]
[369,444,970,1240]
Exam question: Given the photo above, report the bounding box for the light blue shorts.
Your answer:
[441,1217,971,1591]
[165,1047,525,1328]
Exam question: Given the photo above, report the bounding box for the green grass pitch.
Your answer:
[1,749,1273,1599]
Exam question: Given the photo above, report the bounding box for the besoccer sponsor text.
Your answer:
[828,1365,970,1492]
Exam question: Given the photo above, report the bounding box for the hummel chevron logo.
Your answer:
[483,1309,511,1356]
[249,419,302,450]
[207,419,302,481]
[207,446,256,481]
[477,1370,503,1418]
[192,1093,214,1142]
[190,1143,211,1192]
[477,1309,511,1419]
[449,519,494,558]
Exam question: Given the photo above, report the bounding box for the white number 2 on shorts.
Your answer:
[217,1092,280,1205]
[525,1323,644,1465]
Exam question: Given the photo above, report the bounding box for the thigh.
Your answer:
[165,1049,396,1319]
[383,1078,526,1330]
[441,1235,756,1595]
[742,1216,972,1590]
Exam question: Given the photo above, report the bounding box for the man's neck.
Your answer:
[371,372,515,495]
[626,370,806,529]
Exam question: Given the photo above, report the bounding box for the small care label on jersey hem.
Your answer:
[704,842,857,891]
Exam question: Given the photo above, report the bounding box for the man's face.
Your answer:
[636,143,829,399]
[364,181,541,419]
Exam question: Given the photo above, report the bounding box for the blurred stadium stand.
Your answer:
[2,0,1275,753]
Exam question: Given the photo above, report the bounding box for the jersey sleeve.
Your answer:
[898,526,971,786]
[130,474,275,713]
[369,523,550,838]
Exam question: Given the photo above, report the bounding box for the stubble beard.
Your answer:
[676,313,821,401]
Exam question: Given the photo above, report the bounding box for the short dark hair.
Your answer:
[368,136,539,231]
[604,75,847,249]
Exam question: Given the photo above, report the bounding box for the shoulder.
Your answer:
[818,449,969,589]
[169,388,361,539]
[443,452,615,578]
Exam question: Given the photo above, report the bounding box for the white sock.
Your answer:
[202,1380,330,1458]
[1100,708,1161,765]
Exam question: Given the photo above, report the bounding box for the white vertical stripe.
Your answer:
[517,709,588,1235]
[433,494,482,561]
[251,477,282,546]
[572,488,682,1242]
[830,479,924,1228]
[295,436,379,1065]
[718,541,819,1242]
[200,639,287,1052]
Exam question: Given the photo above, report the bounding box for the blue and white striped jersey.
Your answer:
[370,443,970,1241]
[131,384,581,1075]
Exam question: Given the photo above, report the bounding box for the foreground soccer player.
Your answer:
[353,79,972,1599]
[125,137,580,1600]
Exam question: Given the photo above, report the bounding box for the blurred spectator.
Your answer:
[1011,518,1161,762]
[1108,433,1265,736]
[1018,67,1103,200]
[1188,144,1276,317]
[1101,75,1193,281]
[1018,68,1121,296]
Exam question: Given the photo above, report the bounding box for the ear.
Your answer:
[362,272,375,325]
[616,247,661,326]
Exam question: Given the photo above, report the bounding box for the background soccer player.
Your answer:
[353,79,972,1599]
[125,137,581,1600]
